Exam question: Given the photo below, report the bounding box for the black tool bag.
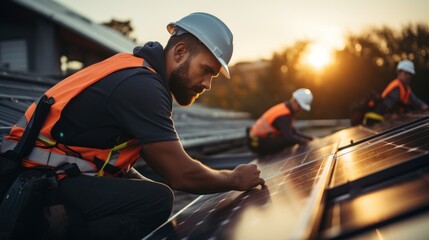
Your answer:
[0,164,83,240]
[0,170,49,239]
[0,150,22,203]
[0,95,55,239]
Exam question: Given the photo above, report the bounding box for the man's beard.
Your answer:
[170,58,205,106]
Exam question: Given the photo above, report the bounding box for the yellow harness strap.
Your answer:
[363,112,385,125]
[95,141,129,177]
[36,136,130,177]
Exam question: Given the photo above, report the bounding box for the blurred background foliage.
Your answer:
[199,23,429,120]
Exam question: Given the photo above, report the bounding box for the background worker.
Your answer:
[1,12,264,240]
[363,59,428,125]
[247,88,314,156]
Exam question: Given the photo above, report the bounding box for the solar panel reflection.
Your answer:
[322,165,429,239]
[329,125,376,149]
[144,152,333,239]
[257,142,337,178]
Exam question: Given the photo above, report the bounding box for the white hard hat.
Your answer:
[167,12,233,79]
[397,59,415,74]
[292,88,313,111]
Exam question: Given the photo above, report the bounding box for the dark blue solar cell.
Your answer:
[144,155,332,240]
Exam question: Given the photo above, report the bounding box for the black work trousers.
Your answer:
[58,175,174,240]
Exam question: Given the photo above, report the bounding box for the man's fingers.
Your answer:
[259,177,265,186]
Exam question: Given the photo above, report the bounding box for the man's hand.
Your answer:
[142,140,264,194]
[231,164,265,191]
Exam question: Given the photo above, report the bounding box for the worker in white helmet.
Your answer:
[363,59,428,125]
[247,88,314,156]
[1,12,264,239]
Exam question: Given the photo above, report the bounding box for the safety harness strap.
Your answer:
[93,157,123,176]
[363,112,385,125]
[1,95,55,202]
[14,95,55,160]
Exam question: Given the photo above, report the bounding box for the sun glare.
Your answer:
[303,44,333,71]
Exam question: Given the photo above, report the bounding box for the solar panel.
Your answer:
[342,210,429,240]
[368,113,429,133]
[144,143,337,240]
[257,142,336,179]
[331,119,429,191]
[256,126,357,168]
[322,165,429,239]
[336,115,429,152]
[328,125,376,150]
[142,119,396,239]
[319,117,429,239]
[143,113,429,240]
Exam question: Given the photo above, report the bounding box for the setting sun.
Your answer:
[302,44,333,71]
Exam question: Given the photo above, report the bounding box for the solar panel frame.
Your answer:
[337,115,429,152]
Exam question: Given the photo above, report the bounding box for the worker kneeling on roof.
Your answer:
[362,59,428,126]
[0,12,264,240]
[247,88,314,156]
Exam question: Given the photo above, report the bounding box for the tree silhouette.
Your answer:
[103,19,136,42]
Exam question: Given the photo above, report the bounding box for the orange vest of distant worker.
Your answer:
[381,79,411,113]
[2,53,156,176]
[250,102,291,138]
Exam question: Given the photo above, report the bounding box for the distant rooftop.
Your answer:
[13,0,136,54]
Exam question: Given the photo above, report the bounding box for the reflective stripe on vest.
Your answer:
[1,139,97,173]
[381,79,411,105]
[3,53,155,176]
[250,102,291,138]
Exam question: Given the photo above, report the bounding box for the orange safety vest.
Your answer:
[381,79,411,105]
[250,102,291,138]
[2,53,157,176]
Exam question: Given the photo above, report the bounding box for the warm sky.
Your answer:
[54,0,429,65]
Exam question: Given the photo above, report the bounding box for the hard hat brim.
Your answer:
[167,22,176,35]
[301,105,311,111]
[296,99,311,111]
[217,58,231,79]
[402,69,415,75]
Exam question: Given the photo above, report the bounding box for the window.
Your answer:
[0,39,28,71]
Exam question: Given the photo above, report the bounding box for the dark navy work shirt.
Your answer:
[51,42,178,149]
